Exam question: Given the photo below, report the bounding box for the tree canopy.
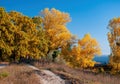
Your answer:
[0,7,49,62]
[41,8,72,50]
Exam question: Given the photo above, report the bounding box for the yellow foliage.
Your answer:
[62,34,101,68]
[41,8,72,50]
[108,17,120,71]
[0,7,49,62]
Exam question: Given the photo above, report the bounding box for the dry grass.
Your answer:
[0,64,41,84]
[0,62,119,84]
[34,62,120,84]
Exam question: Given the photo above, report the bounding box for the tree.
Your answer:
[0,7,49,62]
[41,8,72,52]
[62,34,101,68]
[108,17,120,72]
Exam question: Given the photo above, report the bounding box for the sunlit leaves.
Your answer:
[0,7,15,61]
[62,34,101,68]
[0,7,49,62]
[41,8,72,50]
[108,17,120,71]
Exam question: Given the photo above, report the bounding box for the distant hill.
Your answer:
[93,55,109,64]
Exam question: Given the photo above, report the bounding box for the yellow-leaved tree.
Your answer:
[41,8,73,60]
[108,17,120,72]
[0,7,49,62]
[62,34,101,68]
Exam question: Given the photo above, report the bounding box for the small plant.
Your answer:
[0,72,9,79]
[99,68,105,73]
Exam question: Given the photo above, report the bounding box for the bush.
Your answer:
[0,72,9,79]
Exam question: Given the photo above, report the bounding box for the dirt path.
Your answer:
[27,65,65,84]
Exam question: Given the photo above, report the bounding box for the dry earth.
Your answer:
[27,65,65,84]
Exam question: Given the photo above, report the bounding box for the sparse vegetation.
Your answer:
[0,64,41,84]
[33,62,120,84]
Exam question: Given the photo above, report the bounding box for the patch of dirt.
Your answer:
[27,65,65,84]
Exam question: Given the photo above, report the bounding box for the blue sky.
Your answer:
[1,0,120,55]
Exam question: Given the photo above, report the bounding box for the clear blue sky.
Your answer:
[1,0,120,55]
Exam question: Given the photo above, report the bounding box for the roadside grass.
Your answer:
[0,64,41,84]
[34,62,120,84]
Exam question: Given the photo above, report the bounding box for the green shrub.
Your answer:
[0,72,9,79]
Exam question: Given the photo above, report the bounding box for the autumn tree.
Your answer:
[108,17,120,72]
[41,8,73,57]
[62,34,101,68]
[41,8,74,62]
[0,7,49,62]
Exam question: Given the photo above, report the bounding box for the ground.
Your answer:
[0,63,120,84]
